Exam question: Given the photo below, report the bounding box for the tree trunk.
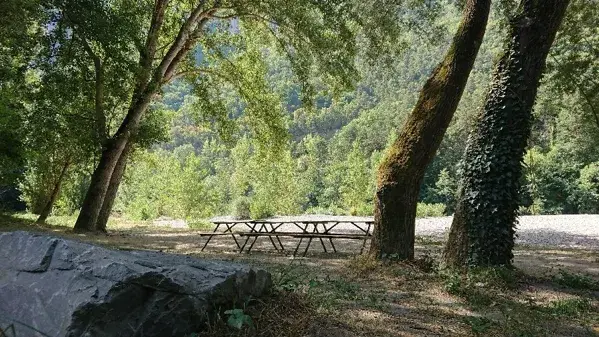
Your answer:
[36,160,70,224]
[73,1,212,232]
[444,0,570,268]
[96,141,132,232]
[74,96,151,232]
[369,0,491,259]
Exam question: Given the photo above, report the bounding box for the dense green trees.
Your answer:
[35,0,404,232]
[2,0,597,233]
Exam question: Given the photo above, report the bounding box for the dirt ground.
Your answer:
[1,214,598,337]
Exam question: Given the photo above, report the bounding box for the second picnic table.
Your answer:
[199,218,374,256]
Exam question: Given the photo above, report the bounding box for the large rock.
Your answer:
[0,231,271,337]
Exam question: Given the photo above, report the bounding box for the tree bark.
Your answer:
[96,141,132,232]
[444,0,570,268]
[369,0,491,259]
[36,160,70,224]
[73,96,152,232]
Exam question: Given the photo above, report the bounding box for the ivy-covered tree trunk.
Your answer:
[369,0,491,259]
[96,142,132,232]
[36,160,70,224]
[444,0,570,268]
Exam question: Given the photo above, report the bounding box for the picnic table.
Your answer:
[199,218,374,256]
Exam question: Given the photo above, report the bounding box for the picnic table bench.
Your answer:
[199,218,374,256]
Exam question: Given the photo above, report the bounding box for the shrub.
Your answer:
[250,198,275,219]
[577,162,599,213]
[187,219,213,230]
[233,197,252,220]
[416,203,446,218]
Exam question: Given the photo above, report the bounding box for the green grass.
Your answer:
[464,316,494,335]
[554,270,599,291]
[544,298,594,317]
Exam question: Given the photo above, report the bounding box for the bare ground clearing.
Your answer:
[1,213,598,337]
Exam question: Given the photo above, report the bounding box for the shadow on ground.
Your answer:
[1,213,598,337]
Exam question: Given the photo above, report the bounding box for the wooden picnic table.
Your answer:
[199,219,374,256]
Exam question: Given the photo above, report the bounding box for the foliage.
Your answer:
[224,308,254,330]
[577,162,599,213]
[232,197,252,220]
[544,298,594,317]
[187,219,213,230]
[416,203,446,218]
[554,270,599,291]
[4,0,598,223]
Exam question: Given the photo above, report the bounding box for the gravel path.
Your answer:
[416,214,599,250]
[211,214,599,250]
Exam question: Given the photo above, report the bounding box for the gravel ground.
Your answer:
[415,214,599,249]
[211,214,599,250]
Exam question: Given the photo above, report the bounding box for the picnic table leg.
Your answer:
[271,223,285,251]
[265,224,281,251]
[246,236,259,253]
[360,222,372,254]
[267,235,280,251]
[226,224,241,249]
[328,236,337,253]
[239,222,256,253]
[323,223,338,253]
[293,223,308,257]
[201,224,221,251]
[247,223,267,253]
[302,236,313,257]
[315,224,328,253]
[302,224,314,257]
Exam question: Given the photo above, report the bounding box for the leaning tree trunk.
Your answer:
[369,0,491,259]
[74,1,219,232]
[36,160,70,224]
[96,141,132,232]
[74,97,152,232]
[444,0,570,268]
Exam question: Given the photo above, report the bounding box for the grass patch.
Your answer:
[464,316,494,335]
[554,270,599,291]
[8,212,77,228]
[544,298,594,317]
[441,267,520,308]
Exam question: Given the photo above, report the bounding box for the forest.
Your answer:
[1,0,597,225]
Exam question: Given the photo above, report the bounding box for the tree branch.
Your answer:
[134,0,170,97]
[153,0,215,85]
[162,16,212,83]
[79,36,107,142]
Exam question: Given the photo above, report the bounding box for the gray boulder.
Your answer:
[0,231,271,337]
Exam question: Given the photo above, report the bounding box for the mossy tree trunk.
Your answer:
[444,0,570,268]
[96,142,132,232]
[73,97,152,232]
[369,0,491,259]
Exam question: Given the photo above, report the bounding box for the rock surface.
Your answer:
[0,231,271,337]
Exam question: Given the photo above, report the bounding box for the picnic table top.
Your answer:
[210,215,374,224]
